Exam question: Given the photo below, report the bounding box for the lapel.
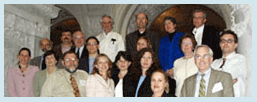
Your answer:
[188,74,197,97]
[81,47,88,59]
[40,70,47,83]
[95,74,111,88]
[206,69,216,96]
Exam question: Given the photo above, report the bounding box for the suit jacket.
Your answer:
[33,69,47,97]
[192,25,222,59]
[86,74,115,97]
[53,44,75,60]
[70,46,89,73]
[30,56,43,70]
[126,29,160,59]
[180,69,234,97]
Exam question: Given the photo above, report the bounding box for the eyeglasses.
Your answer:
[141,56,152,60]
[64,58,78,62]
[220,39,235,43]
[194,54,211,60]
[86,43,98,46]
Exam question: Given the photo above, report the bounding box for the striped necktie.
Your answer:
[219,58,226,68]
[70,74,81,97]
[199,74,206,97]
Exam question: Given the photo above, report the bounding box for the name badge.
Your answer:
[80,80,86,86]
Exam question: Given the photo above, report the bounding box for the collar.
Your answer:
[46,67,58,76]
[76,45,85,51]
[193,24,205,34]
[223,51,236,59]
[102,31,113,37]
[197,67,211,76]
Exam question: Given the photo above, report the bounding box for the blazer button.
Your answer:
[22,74,25,77]
[22,81,24,83]
[23,88,25,90]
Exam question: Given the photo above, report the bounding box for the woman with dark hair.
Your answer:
[131,48,162,97]
[111,51,132,97]
[33,50,59,97]
[8,47,39,97]
[86,54,115,97]
[173,34,198,97]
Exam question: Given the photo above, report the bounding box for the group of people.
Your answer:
[7,9,247,97]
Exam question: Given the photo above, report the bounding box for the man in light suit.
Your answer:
[191,9,222,59]
[70,30,89,73]
[30,38,52,70]
[180,45,234,97]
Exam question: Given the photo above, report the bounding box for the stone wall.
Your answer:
[4,4,59,97]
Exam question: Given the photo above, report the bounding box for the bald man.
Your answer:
[30,38,52,70]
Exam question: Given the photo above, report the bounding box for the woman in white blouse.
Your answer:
[173,34,198,97]
[86,54,115,97]
[111,51,132,97]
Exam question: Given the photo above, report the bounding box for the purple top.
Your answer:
[8,65,39,97]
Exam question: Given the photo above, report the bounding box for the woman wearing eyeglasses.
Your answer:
[173,34,198,97]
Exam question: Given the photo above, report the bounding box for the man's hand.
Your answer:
[166,68,174,78]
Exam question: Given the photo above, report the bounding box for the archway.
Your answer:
[150,4,227,37]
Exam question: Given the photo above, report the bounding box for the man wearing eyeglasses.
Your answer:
[40,51,89,97]
[180,45,234,97]
[96,15,125,62]
[191,9,222,60]
[211,30,247,97]
[70,30,90,73]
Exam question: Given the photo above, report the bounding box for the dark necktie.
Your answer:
[219,58,226,68]
[199,74,206,97]
[76,48,80,59]
[70,74,81,97]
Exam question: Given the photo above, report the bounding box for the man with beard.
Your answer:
[40,51,89,97]
[30,38,52,70]
[53,30,75,60]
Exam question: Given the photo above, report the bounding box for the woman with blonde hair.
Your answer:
[86,54,115,97]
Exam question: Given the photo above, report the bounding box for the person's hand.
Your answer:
[165,69,174,78]
[233,78,238,83]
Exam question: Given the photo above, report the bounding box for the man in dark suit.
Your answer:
[126,12,160,58]
[180,45,234,97]
[70,30,89,73]
[192,9,222,59]
[30,38,52,70]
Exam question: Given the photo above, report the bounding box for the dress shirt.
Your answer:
[115,79,123,97]
[194,68,211,97]
[88,57,95,74]
[40,69,89,97]
[173,57,198,97]
[86,74,115,97]
[8,65,39,97]
[192,24,205,45]
[211,52,247,97]
[96,31,125,62]
[135,75,146,97]
[75,45,85,59]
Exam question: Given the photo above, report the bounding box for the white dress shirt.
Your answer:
[115,79,123,97]
[192,24,205,45]
[75,45,85,59]
[173,57,198,97]
[211,52,247,97]
[194,68,211,97]
[96,31,125,62]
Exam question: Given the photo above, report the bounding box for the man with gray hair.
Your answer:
[96,15,125,62]
[191,9,222,59]
[30,38,52,70]
[180,45,234,97]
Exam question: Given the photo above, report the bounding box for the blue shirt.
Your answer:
[135,75,146,97]
[89,57,96,74]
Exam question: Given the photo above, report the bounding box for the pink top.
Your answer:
[8,65,39,97]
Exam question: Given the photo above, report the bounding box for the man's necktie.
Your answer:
[76,48,80,59]
[219,58,226,68]
[199,74,206,97]
[70,75,81,97]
